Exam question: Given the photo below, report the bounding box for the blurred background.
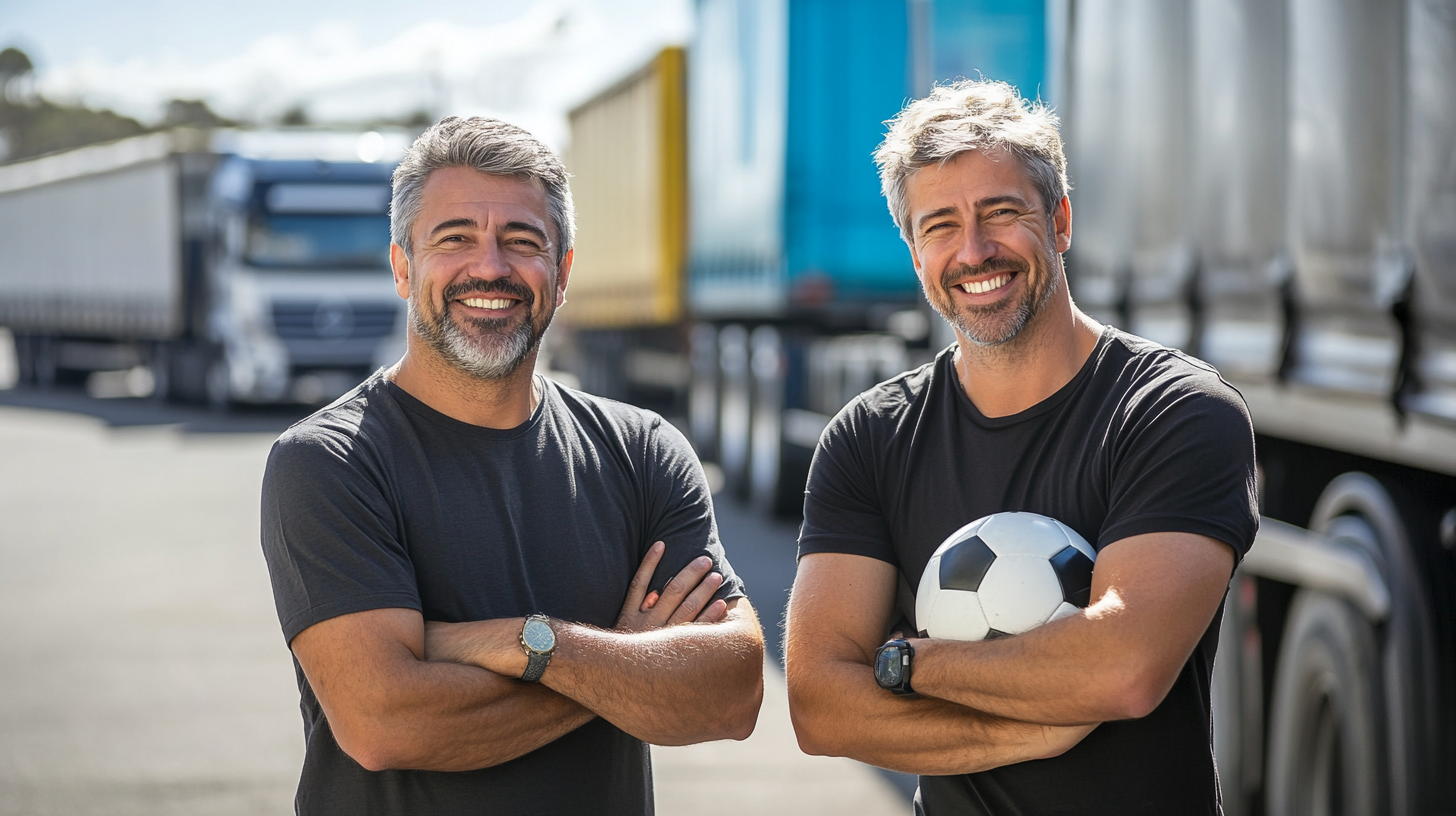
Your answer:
[1,1,1454,815]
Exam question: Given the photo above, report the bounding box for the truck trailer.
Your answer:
[0,128,409,407]
[1060,0,1456,813]
[562,0,1456,813]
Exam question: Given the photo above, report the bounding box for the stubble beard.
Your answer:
[410,276,555,381]
[929,242,1062,349]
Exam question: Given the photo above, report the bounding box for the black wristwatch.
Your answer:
[519,614,556,682]
[874,638,915,695]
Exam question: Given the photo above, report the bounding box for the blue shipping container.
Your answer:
[689,0,1047,319]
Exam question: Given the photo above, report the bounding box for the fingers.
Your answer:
[616,542,731,631]
[667,566,725,626]
[654,554,713,619]
[695,597,729,624]
[619,541,665,619]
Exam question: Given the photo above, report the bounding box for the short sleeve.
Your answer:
[260,428,421,644]
[1098,367,1260,560]
[641,417,747,603]
[798,402,897,565]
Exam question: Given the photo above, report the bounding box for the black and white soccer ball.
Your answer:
[915,512,1097,641]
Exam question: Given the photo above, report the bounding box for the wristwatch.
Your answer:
[874,638,915,695]
[519,614,556,682]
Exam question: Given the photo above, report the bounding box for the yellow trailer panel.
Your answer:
[562,48,686,328]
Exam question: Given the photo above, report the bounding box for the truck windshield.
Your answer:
[246,214,392,270]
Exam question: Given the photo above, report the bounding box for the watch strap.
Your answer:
[876,638,915,695]
[519,614,554,683]
[521,649,550,682]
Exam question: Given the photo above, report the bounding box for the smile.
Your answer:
[958,274,1012,295]
[460,297,517,309]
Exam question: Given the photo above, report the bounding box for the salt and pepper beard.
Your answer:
[928,237,1062,348]
[409,276,556,381]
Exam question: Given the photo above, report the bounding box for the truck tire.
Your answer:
[748,326,798,515]
[206,357,233,413]
[689,324,719,462]
[1265,589,1385,816]
[1212,574,1262,816]
[13,333,37,386]
[1309,474,1439,816]
[147,342,171,404]
[717,324,751,499]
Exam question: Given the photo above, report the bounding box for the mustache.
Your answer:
[442,277,536,307]
[941,256,1028,289]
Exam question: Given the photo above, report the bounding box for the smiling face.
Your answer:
[391,166,571,380]
[904,148,1071,348]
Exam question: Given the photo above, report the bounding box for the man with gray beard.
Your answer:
[784,80,1257,815]
[260,117,764,816]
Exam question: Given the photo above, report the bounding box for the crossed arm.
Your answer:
[784,531,1234,775]
[291,542,765,772]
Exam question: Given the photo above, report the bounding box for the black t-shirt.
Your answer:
[261,372,745,816]
[799,328,1258,816]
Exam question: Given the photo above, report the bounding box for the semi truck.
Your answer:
[562,1,1456,812]
[0,127,409,407]
[1061,1,1456,814]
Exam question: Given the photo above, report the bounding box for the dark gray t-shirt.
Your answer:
[261,372,744,816]
[800,328,1259,816]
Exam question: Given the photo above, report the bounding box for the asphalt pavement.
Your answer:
[0,384,910,815]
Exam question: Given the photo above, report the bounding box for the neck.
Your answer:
[386,339,542,429]
[952,296,1102,418]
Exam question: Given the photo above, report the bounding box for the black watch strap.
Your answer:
[875,638,915,695]
[522,650,550,682]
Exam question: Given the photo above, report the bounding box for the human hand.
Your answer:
[615,540,728,632]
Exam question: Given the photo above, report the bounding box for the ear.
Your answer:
[554,248,574,308]
[390,244,411,299]
[1053,195,1072,254]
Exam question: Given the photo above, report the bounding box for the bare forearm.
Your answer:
[788,658,1091,775]
[544,616,764,745]
[908,626,1138,725]
[314,657,594,772]
[430,611,764,745]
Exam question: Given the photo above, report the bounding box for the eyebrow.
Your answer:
[428,218,477,239]
[914,206,958,231]
[502,221,550,245]
[977,195,1034,211]
[426,218,551,246]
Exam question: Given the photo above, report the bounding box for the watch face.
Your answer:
[875,645,904,686]
[523,618,555,652]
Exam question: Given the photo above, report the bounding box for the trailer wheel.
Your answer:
[206,358,233,413]
[1265,589,1385,816]
[1308,474,1438,816]
[717,325,751,499]
[32,335,58,388]
[147,342,171,404]
[748,326,801,515]
[13,333,37,386]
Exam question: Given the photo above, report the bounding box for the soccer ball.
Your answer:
[915,512,1097,641]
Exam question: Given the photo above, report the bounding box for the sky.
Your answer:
[0,0,693,149]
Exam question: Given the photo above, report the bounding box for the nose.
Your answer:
[950,220,1000,269]
[463,237,514,282]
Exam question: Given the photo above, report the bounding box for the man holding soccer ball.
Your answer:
[784,79,1258,815]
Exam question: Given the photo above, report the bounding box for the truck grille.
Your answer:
[271,301,399,341]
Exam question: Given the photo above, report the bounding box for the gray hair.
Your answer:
[874,79,1068,244]
[390,116,576,264]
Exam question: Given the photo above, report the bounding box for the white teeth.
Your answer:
[461,297,514,309]
[960,274,1010,294]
